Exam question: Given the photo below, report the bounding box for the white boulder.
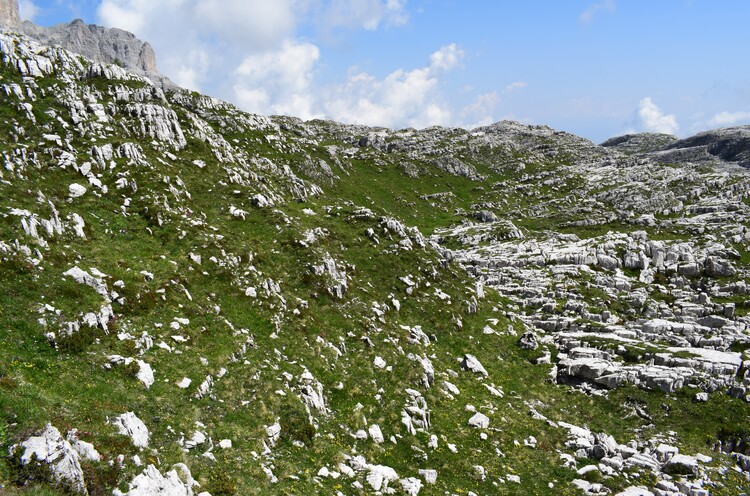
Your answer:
[110,412,149,448]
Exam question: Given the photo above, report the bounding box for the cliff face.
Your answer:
[0,0,20,29]
[1,0,168,87]
[22,19,158,73]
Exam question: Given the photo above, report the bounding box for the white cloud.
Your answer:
[95,2,473,130]
[460,92,500,129]
[234,41,321,119]
[96,0,304,90]
[192,0,299,47]
[97,0,157,35]
[98,0,299,46]
[429,43,463,71]
[505,81,527,93]
[707,110,750,128]
[580,0,615,24]
[323,0,409,31]
[18,0,39,21]
[638,97,679,135]
[323,44,464,129]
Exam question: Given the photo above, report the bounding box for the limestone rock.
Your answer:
[0,0,20,29]
[468,412,490,429]
[662,454,699,475]
[460,354,488,377]
[20,18,173,89]
[366,464,399,491]
[68,183,87,198]
[113,463,198,496]
[600,133,678,154]
[400,477,423,495]
[15,424,88,495]
[665,125,750,167]
[615,487,654,496]
[518,330,539,350]
[110,412,149,448]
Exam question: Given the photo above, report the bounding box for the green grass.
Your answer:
[1,45,750,496]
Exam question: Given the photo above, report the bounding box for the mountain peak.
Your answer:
[1,0,168,88]
[0,0,20,29]
[22,19,160,74]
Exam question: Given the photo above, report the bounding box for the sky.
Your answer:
[17,0,750,143]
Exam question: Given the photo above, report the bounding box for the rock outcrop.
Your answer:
[600,133,678,154]
[13,425,89,495]
[604,126,750,167]
[22,19,158,73]
[0,0,20,30]
[666,126,750,166]
[0,0,174,89]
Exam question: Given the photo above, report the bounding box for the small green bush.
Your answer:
[278,401,315,447]
[207,470,237,496]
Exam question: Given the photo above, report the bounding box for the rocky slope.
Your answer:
[0,20,750,496]
[602,127,750,168]
[0,1,170,89]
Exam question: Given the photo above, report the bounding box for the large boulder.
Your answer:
[14,424,88,495]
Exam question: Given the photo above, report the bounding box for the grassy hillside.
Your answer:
[1,32,749,496]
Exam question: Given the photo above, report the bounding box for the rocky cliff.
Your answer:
[0,0,19,29]
[0,0,172,89]
[1,23,749,496]
[21,19,158,73]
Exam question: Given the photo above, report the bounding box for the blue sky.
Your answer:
[18,0,750,142]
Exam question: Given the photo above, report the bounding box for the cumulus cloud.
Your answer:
[580,0,615,24]
[18,0,39,21]
[323,0,409,31]
[707,110,750,128]
[234,41,321,119]
[323,44,464,129]
[638,97,679,135]
[192,0,299,47]
[97,0,304,90]
[429,43,463,71]
[98,0,299,46]
[97,0,154,35]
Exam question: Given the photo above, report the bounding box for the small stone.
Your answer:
[460,354,488,377]
[418,469,437,484]
[468,412,490,429]
[110,412,149,448]
[68,183,87,198]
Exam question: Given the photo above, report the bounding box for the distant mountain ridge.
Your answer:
[603,126,750,168]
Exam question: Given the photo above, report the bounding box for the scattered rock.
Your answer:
[110,412,149,448]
